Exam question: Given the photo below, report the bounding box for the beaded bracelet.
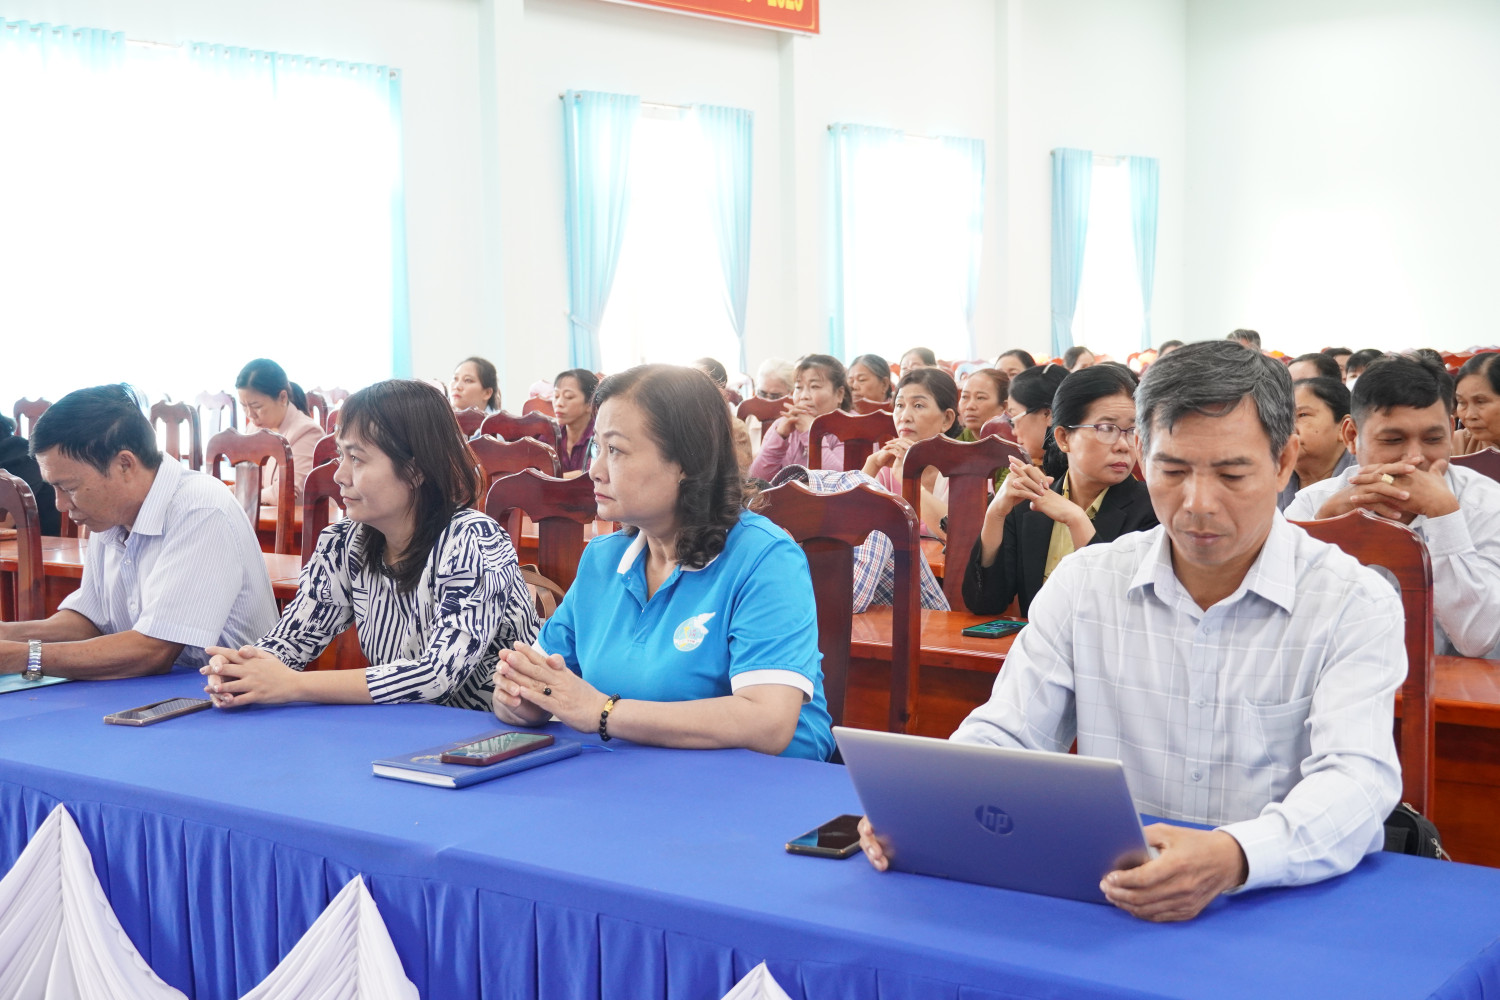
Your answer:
[599,694,622,742]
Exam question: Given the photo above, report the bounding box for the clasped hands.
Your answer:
[772,399,819,437]
[1318,454,1458,523]
[201,645,300,708]
[988,457,1081,527]
[492,643,607,732]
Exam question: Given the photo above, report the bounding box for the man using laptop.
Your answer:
[860,342,1405,922]
[0,385,278,680]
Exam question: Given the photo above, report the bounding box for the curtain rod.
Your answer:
[826,124,943,142]
[558,92,688,113]
[123,35,399,77]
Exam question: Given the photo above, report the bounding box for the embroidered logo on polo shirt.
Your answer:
[673,613,716,652]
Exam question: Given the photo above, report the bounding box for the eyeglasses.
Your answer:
[1064,422,1138,445]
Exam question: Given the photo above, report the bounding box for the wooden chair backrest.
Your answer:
[313,434,338,470]
[304,392,329,431]
[207,428,296,555]
[809,409,897,472]
[150,400,203,471]
[195,391,238,436]
[480,411,558,449]
[853,397,895,415]
[454,408,487,438]
[1290,510,1434,814]
[323,387,349,405]
[11,398,51,439]
[902,435,1024,610]
[1451,448,1500,483]
[324,406,342,434]
[736,396,786,425]
[300,461,347,566]
[484,469,596,591]
[754,480,922,733]
[0,470,44,621]
[470,436,561,501]
[522,397,556,418]
[978,415,1018,445]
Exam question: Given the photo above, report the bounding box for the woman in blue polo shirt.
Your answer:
[491,364,834,761]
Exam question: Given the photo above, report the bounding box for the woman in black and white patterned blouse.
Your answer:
[200,379,538,712]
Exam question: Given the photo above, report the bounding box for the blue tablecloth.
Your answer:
[2,672,1499,1000]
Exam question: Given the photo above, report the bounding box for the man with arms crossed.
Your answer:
[0,385,278,680]
[1286,353,1500,658]
[861,342,1405,921]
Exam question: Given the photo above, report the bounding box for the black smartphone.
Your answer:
[961,617,1027,639]
[104,697,212,727]
[440,732,554,766]
[785,813,863,859]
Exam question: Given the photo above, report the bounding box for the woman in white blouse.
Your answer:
[234,358,324,503]
[201,379,539,710]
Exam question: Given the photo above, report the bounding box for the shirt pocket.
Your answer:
[1236,694,1315,771]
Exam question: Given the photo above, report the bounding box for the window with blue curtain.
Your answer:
[0,19,408,407]
[829,124,985,363]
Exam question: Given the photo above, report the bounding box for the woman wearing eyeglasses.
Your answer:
[1002,365,1067,465]
[961,365,1156,616]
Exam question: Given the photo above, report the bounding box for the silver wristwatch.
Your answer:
[22,640,42,682]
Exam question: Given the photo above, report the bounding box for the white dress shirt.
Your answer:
[952,515,1404,891]
[59,460,279,668]
[1286,463,1500,658]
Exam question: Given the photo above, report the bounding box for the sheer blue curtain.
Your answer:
[940,137,985,358]
[694,104,753,376]
[1128,156,1160,351]
[1049,147,1093,358]
[563,90,640,372]
[827,123,902,359]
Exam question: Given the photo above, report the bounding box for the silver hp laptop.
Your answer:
[834,726,1154,904]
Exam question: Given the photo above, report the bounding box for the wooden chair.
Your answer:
[736,396,786,426]
[470,436,561,500]
[150,400,202,471]
[313,433,338,470]
[300,461,347,560]
[196,391,238,436]
[484,469,596,591]
[755,479,922,733]
[206,428,296,555]
[809,410,896,472]
[324,406,341,435]
[521,397,555,418]
[480,411,558,449]
[978,415,1018,445]
[1290,510,1435,815]
[11,398,51,438]
[454,408,488,438]
[323,387,349,406]
[901,435,1025,610]
[304,391,329,431]
[853,398,894,415]
[0,470,44,621]
[1451,448,1500,483]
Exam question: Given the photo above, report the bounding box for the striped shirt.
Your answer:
[256,509,539,711]
[60,459,278,668]
[953,515,1404,891]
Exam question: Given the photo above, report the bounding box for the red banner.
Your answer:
[596,0,818,34]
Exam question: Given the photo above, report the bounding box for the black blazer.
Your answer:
[961,476,1156,616]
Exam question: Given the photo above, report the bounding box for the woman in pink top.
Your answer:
[863,367,961,540]
[236,358,324,503]
[747,354,852,479]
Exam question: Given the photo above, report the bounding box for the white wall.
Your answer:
[1185,0,1500,356]
[1001,0,1187,361]
[5,0,485,391]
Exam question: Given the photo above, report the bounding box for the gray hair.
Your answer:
[1136,340,1294,462]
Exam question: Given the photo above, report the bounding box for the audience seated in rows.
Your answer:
[1286,354,1500,659]
[450,355,500,413]
[866,341,1405,921]
[0,414,60,536]
[1321,346,1353,378]
[491,364,834,761]
[1287,352,1341,382]
[1454,352,1500,457]
[747,355,851,480]
[754,357,795,400]
[1063,345,1096,371]
[846,353,895,405]
[995,349,1036,379]
[552,368,599,476]
[1156,339,1184,357]
[203,379,539,711]
[899,346,936,377]
[236,358,323,504]
[1002,364,1068,465]
[1228,328,1262,351]
[963,364,1156,617]
[692,357,754,474]
[1276,377,1356,512]
[1344,348,1383,386]
[955,368,1008,442]
[863,367,962,541]
[1,385,277,678]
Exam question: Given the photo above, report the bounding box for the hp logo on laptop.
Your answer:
[975,805,1013,835]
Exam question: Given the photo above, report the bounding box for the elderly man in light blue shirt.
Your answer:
[859,342,1405,923]
[0,385,277,680]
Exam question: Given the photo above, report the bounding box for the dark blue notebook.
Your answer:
[372,730,581,788]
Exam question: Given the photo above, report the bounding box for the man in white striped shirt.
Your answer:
[860,342,1405,922]
[0,386,277,679]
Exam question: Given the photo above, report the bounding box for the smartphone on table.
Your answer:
[785,813,864,859]
[104,697,212,726]
[440,732,555,766]
[960,617,1026,639]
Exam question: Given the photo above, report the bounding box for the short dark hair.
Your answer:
[1228,328,1262,350]
[1063,345,1093,368]
[457,356,499,411]
[1346,349,1385,377]
[895,367,961,439]
[339,380,482,592]
[1294,376,1351,424]
[998,348,1037,370]
[1157,340,1184,353]
[593,364,743,570]
[554,368,600,401]
[902,346,936,367]
[1042,365,1139,481]
[963,367,1010,403]
[235,358,309,416]
[1407,348,1445,369]
[848,354,895,399]
[1289,353,1341,381]
[1457,352,1500,394]
[693,357,730,387]
[1136,340,1294,462]
[31,384,163,473]
[795,354,854,411]
[1322,346,1353,358]
[1006,363,1067,416]
[1350,355,1455,424]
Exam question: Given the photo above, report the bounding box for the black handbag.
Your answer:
[1383,802,1449,859]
